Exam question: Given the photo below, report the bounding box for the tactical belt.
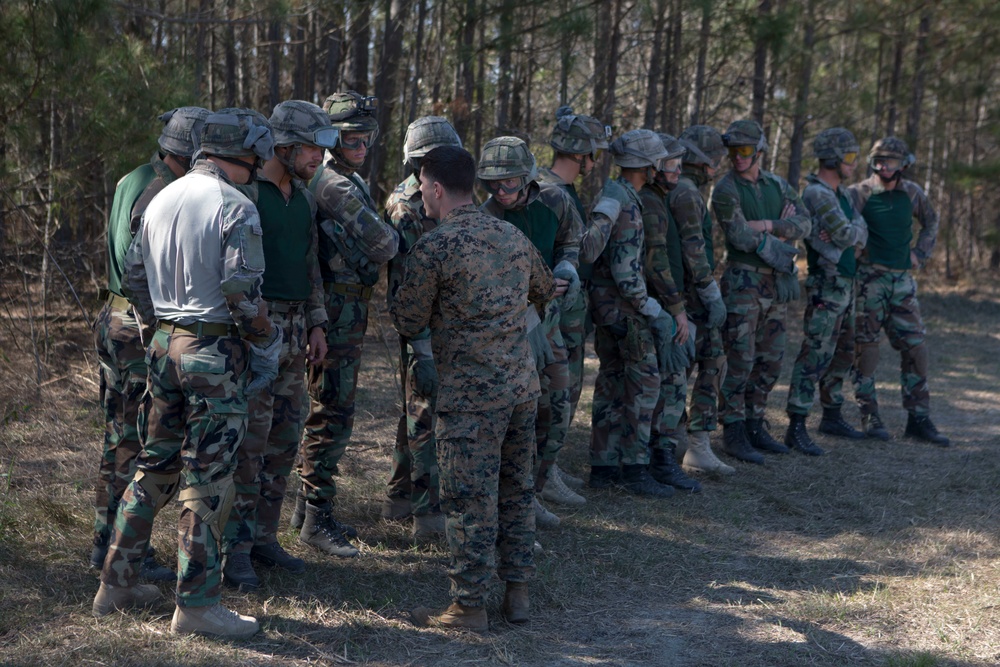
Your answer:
[324,282,373,300]
[267,299,304,314]
[106,292,131,311]
[867,262,907,273]
[729,262,774,275]
[158,320,239,338]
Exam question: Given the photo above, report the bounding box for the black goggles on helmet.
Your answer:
[481,176,527,195]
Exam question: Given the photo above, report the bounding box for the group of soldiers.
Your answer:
[87,91,949,638]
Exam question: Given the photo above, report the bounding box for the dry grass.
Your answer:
[2,272,1000,666]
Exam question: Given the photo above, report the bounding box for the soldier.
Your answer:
[848,137,949,446]
[537,106,610,493]
[783,128,869,455]
[91,106,209,581]
[673,125,733,475]
[95,108,278,638]
[297,91,400,557]
[221,101,334,590]
[711,119,811,465]
[382,116,463,543]
[588,129,676,497]
[392,145,555,632]
[638,133,701,493]
[479,136,584,526]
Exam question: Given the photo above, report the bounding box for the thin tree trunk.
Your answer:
[349,3,371,94]
[370,0,412,204]
[324,10,344,94]
[690,0,711,126]
[905,10,930,150]
[408,0,427,123]
[474,15,485,156]
[268,19,281,110]
[224,0,236,106]
[751,0,771,124]
[294,21,306,99]
[872,33,885,143]
[667,0,681,130]
[495,0,515,132]
[643,0,667,129]
[886,28,905,137]
[786,0,815,190]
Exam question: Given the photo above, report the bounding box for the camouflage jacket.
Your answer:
[124,160,274,344]
[480,180,583,268]
[849,174,938,268]
[638,183,684,316]
[712,168,810,260]
[390,203,555,412]
[310,160,399,285]
[801,173,868,278]
[667,174,715,289]
[384,173,434,343]
[588,176,650,326]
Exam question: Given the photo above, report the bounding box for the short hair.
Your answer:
[420,145,475,196]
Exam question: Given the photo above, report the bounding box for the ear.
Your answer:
[433,181,444,200]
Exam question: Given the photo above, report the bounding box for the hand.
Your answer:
[306,326,327,366]
[746,219,768,233]
[781,202,796,219]
[552,260,580,309]
[910,251,920,269]
[673,312,690,346]
[666,322,697,375]
[818,229,832,243]
[696,281,726,330]
[553,277,569,298]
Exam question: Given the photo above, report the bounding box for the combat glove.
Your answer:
[640,297,676,375]
[664,322,697,375]
[553,260,581,310]
[525,306,555,370]
[775,267,801,304]
[246,327,283,396]
[408,338,438,398]
[695,280,726,329]
[756,234,798,274]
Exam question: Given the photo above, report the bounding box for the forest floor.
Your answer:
[1,270,999,667]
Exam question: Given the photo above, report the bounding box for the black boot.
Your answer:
[251,541,306,574]
[818,407,865,440]
[620,465,674,498]
[89,536,108,570]
[222,552,260,590]
[747,418,789,454]
[649,447,701,493]
[905,413,951,447]
[588,465,620,489]
[139,546,177,582]
[862,412,890,441]
[292,494,357,538]
[784,414,825,456]
[722,422,765,465]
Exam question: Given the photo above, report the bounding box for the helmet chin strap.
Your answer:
[331,148,363,171]
[211,154,257,184]
[277,145,310,180]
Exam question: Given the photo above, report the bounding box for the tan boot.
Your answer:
[381,496,412,522]
[551,463,584,490]
[411,602,488,633]
[539,466,586,507]
[170,603,259,638]
[92,582,161,617]
[501,582,529,624]
[532,497,561,529]
[683,431,736,475]
[412,513,446,545]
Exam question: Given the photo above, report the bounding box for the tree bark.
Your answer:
[690,0,711,126]
[370,0,412,204]
[786,0,815,190]
[408,0,427,123]
[349,3,371,94]
[751,0,771,124]
[885,27,905,137]
[643,0,667,129]
[905,10,931,151]
[268,19,281,110]
[495,0,515,133]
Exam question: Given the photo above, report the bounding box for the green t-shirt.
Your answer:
[862,190,914,270]
[106,164,157,296]
[257,180,314,301]
[664,200,685,291]
[502,199,559,268]
[725,174,784,269]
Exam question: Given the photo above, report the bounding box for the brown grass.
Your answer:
[2,272,1000,666]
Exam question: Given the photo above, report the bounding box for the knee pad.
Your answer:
[178,476,235,541]
[133,469,180,514]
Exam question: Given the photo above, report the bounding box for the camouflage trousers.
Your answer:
[651,369,688,452]
[386,341,439,517]
[719,266,787,424]
[786,274,856,416]
[224,306,309,556]
[853,265,930,417]
[102,328,247,608]
[684,288,725,433]
[92,300,148,544]
[535,303,571,488]
[590,318,659,467]
[300,288,369,503]
[559,287,591,426]
[437,400,536,608]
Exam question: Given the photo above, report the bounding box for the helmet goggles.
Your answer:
[339,130,378,150]
[482,176,526,196]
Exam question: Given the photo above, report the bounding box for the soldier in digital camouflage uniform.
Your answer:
[783,128,869,456]
[536,106,610,492]
[94,109,279,638]
[848,137,949,446]
[297,91,400,557]
[392,145,555,632]
[638,133,701,493]
[479,136,585,525]
[221,101,334,590]
[91,106,209,582]
[587,129,676,498]
[711,119,811,465]
[673,125,733,475]
[382,116,462,543]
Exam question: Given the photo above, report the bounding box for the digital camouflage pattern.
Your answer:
[102,329,248,607]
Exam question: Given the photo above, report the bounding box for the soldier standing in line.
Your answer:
[296,91,400,557]
[392,145,555,632]
[783,128,869,455]
[536,106,610,492]
[95,109,279,638]
[637,133,703,493]
[848,137,949,446]
[382,116,463,544]
[90,107,209,582]
[221,101,334,589]
[711,120,811,465]
[672,126,733,475]
[479,136,585,528]
[587,129,676,497]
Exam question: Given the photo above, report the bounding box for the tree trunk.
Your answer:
[667,0,682,130]
[268,19,281,110]
[370,0,412,204]
[293,21,306,100]
[408,0,427,123]
[643,0,667,129]
[751,0,771,124]
[690,0,711,126]
[349,3,371,94]
[905,10,930,151]
[785,0,815,190]
[886,27,905,137]
[452,0,476,142]
[323,8,344,94]
[872,33,885,143]
[495,0,515,133]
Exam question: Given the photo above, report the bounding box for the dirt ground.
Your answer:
[1,273,999,666]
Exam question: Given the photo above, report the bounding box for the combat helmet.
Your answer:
[157,106,211,159]
[609,129,669,169]
[722,120,768,152]
[477,136,538,195]
[813,127,860,167]
[199,107,275,161]
[549,106,611,156]
[323,91,379,139]
[657,133,687,163]
[868,136,915,172]
[403,116,462,170]
[680,125,725,165]
[270,100,339,149]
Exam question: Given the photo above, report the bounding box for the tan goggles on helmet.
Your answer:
[729,145,756,158]
[483,177,525,195]
[841,151,858,165]
[872,156,902,172]
[339,131,376,150]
